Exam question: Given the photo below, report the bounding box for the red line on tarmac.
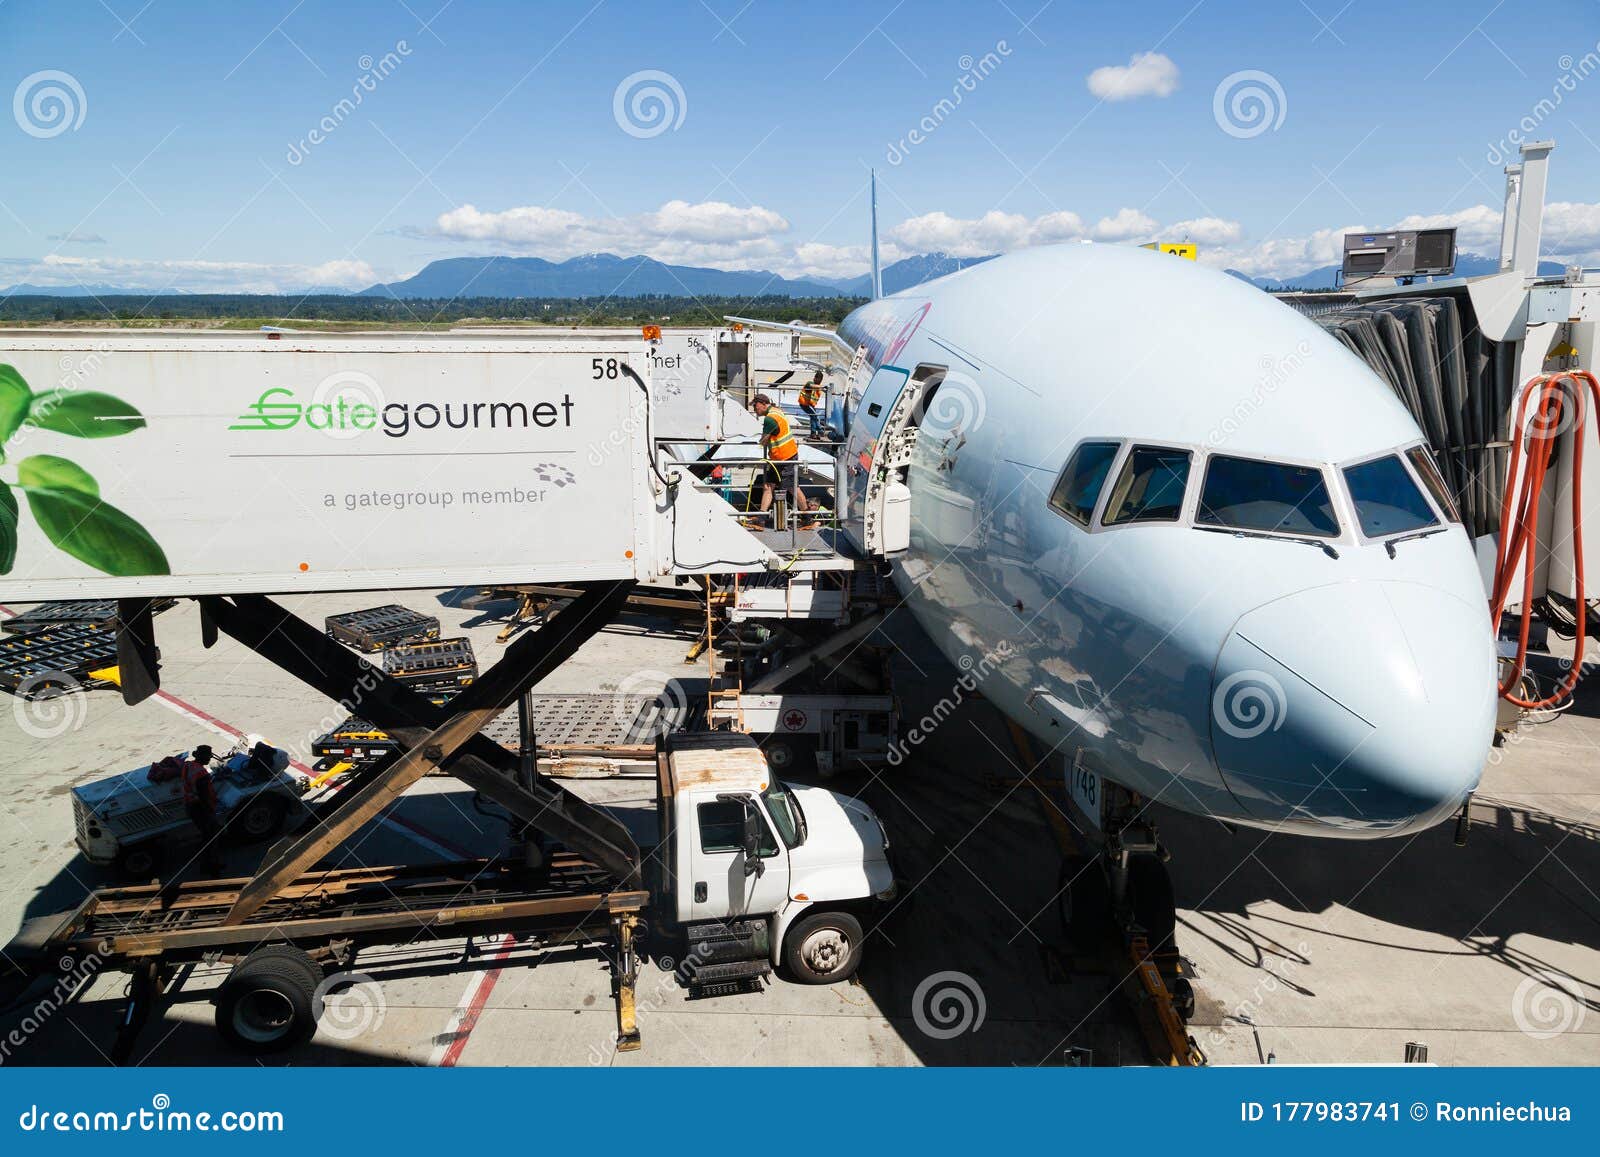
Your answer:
[437,933,518,1067]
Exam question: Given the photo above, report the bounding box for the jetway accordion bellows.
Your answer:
[1300,295,1516,538]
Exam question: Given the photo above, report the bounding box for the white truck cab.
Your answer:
[655,732,895,984]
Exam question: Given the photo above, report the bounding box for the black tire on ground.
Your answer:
[782,910,864,984]
[1169,975,1196,1021]
[114,842,163,882]
[1127,855,1177,953]
[214,946,323,1054]
[229,793,288,844]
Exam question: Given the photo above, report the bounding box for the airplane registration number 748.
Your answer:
[1067,751,1103,831]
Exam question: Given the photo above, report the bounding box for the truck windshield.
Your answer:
[762,780,807,847]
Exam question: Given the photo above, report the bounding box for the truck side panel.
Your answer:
[0,335,651,599]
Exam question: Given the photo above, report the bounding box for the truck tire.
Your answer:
[782,910,863,984]
[114,842,163,881]
[229,793,288,843]
[215,946,323,1054]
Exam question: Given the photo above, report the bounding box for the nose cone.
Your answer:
[1210,582,1495,836]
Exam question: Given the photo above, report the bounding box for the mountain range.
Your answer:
[1,250,1574,300]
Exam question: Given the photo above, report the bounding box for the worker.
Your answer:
[180,744,224,873]
[798,371,825,438]
[747,393,814,529]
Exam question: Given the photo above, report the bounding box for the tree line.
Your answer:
[0,293,866,327]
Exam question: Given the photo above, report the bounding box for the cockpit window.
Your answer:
[1103,446,1191,525]
[1197,455,1340,538]
[1342,454,1439,538]
[1405,445,1460,523]
[1048,440,1120,527]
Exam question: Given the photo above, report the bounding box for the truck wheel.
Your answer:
[114,843,162,881]
[230,794,288,843]
[782,910,863,984]
[763,736,816,777]
[215,946,322,1054]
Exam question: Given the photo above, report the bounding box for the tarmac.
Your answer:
[0,587,1596,1067]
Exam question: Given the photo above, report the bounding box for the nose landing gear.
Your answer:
[1055,779,1204,1066]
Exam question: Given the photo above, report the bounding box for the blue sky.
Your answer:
[3,0,1600,292]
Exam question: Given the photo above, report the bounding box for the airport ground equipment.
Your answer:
[324,604,440,651]
[71,737,308,880]
[382,636,478,695]
[0,621,122,696]
[310,693,677,777]
[1,598,173,634]
[4,728,894,1059]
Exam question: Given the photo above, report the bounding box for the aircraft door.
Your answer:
[842,363,944,557]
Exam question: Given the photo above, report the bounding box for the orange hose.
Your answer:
[1489,371,1600,709]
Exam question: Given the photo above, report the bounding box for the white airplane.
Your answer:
[739,240,1496,842]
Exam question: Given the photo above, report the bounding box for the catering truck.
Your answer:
[0,329,782,600]
[5,731,895,1055]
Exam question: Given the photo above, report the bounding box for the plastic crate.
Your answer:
[0,623,120,696]
[310,716,400,762]
[324,604,441,652]
[2,598,173,635]
[382,636,477,693]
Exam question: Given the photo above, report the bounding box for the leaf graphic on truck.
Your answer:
[0,363,170,577]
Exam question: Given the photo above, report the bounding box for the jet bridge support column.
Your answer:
[199,584,641,926]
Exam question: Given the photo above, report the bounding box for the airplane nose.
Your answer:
[1209,581,1496,836]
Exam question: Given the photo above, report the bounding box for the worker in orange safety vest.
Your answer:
[747,393,814,529]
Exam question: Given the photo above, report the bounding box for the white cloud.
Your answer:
[12,254,379,293]
[1167,216,1244,246]
[1086,52,1180,101]
[1197,200,1600,280]
[1091,207,1159,241]
[433,199,792,265]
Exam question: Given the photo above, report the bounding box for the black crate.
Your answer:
[325,604,441,652]
[2,598,174,635]
[0,623,121,696]
[310,716,400,762]
[382,636,477,692]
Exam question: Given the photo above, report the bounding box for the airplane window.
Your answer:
[1343,454,1439,538]
[1102,446,1191,525]
[1197,455,1339,538]
[1048,440,1120,526]
[1405,445,1461,522]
